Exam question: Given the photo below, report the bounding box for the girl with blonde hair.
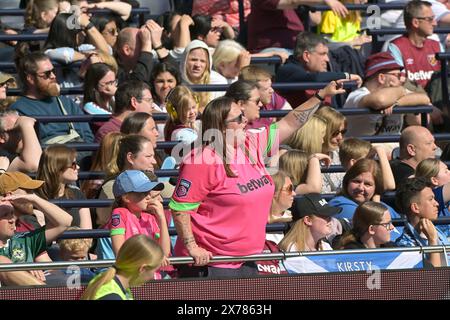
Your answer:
[164,85,200,144]
[316,106,347,193]
[81,132,124,200]
[286,114,328,154]
[279,193,341,253]
[81,234,164,300]
[279,149,330,195]
[180,40,226,112]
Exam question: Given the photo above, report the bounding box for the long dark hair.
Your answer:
[83,63,116,107]
[150,62,181,105]
[44,13,79,49]
[201,96,236,177]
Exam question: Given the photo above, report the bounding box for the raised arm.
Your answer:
[5,194,72,244]
[295,153,330,194]
[277,0,348,17]
[88,1,132,21]
[276,80,346,143]
[172,14,194,49]
[8,116,42,173]
[79,13,110,54]
[367,146,395,191]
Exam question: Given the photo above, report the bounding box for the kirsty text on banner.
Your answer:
[283,251,424,274]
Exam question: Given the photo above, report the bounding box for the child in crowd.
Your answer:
[106,170,170,278]
[164,85,200,145]
[81,235,164,300]
[58,227,97,283]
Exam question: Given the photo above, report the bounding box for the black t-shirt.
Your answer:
[390,159,415,186]
[58,185,87,227]
[0,149,17,163]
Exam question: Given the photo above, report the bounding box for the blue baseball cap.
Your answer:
[113,170,164,197]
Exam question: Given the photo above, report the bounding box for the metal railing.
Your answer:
[436,53,450,108]
[0,8,150,26]
[0,245,447,271]
[6,81,358,96]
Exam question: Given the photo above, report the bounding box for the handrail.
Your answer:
[310,3,406,11]
[367,27,450,35]
[6,81,357,96]
[0,8,151,16]
[435,53,450,108]
[0,56,283,72]
[31,106,433,123]
[50,215,450,241]
[52,132,450,152]
[0,245,447,271]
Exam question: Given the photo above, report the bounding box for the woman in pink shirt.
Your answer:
[169,80,347,278]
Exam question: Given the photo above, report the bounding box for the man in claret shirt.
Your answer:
[387,0,445,126]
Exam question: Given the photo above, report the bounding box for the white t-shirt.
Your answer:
[343,87,403,136]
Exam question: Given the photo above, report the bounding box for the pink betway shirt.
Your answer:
[170,125,278,268]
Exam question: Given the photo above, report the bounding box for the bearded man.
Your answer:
[10,52,93,143]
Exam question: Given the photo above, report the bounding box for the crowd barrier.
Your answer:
[436,52,450,107]
[0,245,445,271]
[2,267,450,300]
[6,81,358,96]
[0,8,150,26]
[0,56,284,72]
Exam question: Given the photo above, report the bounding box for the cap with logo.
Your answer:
[0,172,44,195]
[113,170,164,197]
[291,193,342,221]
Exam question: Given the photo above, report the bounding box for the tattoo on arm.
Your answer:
[291,103,320,126]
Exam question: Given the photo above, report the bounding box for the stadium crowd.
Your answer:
[0,0,448,300]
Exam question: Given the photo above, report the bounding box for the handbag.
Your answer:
[44,97,82,144]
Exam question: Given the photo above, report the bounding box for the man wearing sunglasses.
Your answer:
[10,52,94,145]
[387,1,448,130]
[343,51,431,139]
[387,1,442,91]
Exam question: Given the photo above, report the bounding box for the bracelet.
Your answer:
[154,44,164,51]
[314,91,325,102]
[84,22,95,31]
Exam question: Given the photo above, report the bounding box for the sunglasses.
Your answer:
[225,112,245,125]
[98,79,118,88]
[35,69,56,80]
[281,184,294,193]
[67,161,78,170]
[332,129,347,137]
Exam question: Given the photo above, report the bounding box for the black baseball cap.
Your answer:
[292,193,342,221]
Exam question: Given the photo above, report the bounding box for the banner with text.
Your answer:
[283,251,425,274]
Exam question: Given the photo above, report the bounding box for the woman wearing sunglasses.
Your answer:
[267,171,296,243]
[36,145,92,230]
[316,106,347,193]
[337,201,395,249]
[169,80,346,278]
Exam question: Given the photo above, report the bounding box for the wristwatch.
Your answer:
[314,91,325,102]
[84,22,95,31]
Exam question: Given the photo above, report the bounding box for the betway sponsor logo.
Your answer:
[408,70,434,82]
[237,176,271,194]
